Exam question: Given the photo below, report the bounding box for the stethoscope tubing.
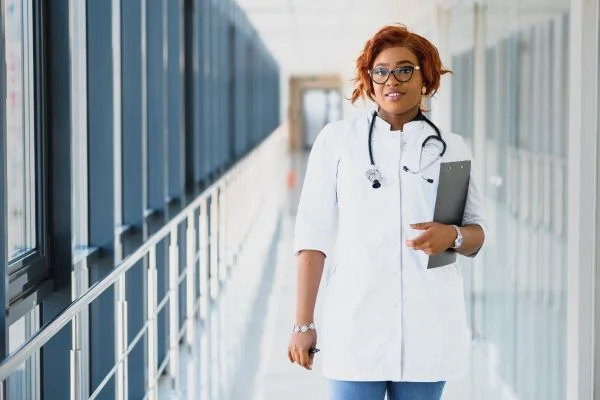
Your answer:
[367,110,447,188]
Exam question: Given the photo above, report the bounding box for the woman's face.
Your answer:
[370,46,423,117]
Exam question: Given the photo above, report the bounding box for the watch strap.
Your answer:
[451,224,462,249]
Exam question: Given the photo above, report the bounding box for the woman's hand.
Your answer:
[288,329,318,370]
[405,222,456,256]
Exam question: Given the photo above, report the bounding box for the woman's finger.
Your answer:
[297,347,311,370]
[291,346,302,366]
[287,347,294,363]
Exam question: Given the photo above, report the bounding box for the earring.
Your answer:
[421,87,427,95]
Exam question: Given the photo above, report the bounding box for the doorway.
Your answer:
[288,75,342,152]
[300,89,342,150]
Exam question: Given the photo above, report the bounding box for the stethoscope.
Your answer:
[366,110,447,189]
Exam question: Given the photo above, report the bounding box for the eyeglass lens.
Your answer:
[371,66,415,84]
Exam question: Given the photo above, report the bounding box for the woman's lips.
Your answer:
[385,91,405,101]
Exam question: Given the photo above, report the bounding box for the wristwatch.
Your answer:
[451,225,463,249]
[292,322,316,334]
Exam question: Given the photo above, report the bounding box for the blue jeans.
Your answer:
[329,380,446,400]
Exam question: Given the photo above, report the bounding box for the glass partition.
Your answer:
[449,0,570,397]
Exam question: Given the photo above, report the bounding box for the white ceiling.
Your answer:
[235,0,437,78]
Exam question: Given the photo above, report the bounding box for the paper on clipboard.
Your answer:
[427,160,471,269]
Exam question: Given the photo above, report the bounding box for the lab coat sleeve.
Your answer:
[293,123,339,258]
[460,138,488,257]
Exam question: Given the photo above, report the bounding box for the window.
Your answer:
[7,307,40,399]
[3,0,50,321]
[5,0,37,264]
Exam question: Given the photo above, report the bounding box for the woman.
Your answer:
[287,25,487,400]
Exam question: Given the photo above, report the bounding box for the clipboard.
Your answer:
[427,160,471,269]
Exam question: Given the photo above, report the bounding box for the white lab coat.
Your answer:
[293,112,487,382]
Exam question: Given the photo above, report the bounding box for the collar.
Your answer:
[368,111,427,135]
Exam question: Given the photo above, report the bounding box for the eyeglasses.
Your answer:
[369,65,420,84]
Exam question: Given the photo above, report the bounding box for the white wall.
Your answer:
[567,0,599,397]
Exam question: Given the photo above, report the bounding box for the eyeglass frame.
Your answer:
[368,65,421,84]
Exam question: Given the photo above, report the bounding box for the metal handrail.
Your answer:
[0,127,285,384]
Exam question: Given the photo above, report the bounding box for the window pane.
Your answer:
[8,307,40,400]
[5,0,36,261]
[449,0,570,398]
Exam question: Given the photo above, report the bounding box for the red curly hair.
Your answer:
[351,25,451,104]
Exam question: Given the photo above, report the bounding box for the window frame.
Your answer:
[0,0,11,364]
[5,0,52,325]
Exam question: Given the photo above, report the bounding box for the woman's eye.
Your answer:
[398,67,413,74]
[374,69,388,76]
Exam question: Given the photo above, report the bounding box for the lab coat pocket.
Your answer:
[431,264,470,371]
[452,263,463,279]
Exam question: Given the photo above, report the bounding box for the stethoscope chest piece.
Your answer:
[365,165,382,189]
[366,110,446,189]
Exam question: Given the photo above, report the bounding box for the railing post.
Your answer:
[70,259,90,400]
[210,190,221,399]
[219,185,230,394]
[115,295,128,400]
[219,186,227,283]
[70,344,81,400]
[199,198,211,399]
[200,198,210,320]
[211,301,221,400]
[210,191,220,299]
[146,247,158,400]
[185,212,197,399]
[186,213,196,346]
[168,228,180,392]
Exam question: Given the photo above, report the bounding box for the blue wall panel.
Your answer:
[121,0,145,398]
[167,0,185,200]
[147,0,166,212]
[87,0,116,397]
